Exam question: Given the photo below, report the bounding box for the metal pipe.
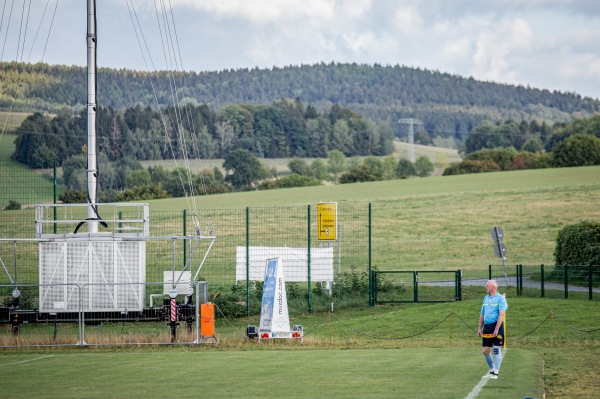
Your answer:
[87,0,98,233]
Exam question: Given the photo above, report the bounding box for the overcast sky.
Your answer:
[2,0,600,100]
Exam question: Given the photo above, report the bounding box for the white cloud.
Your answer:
[392,5,423,35]
[3,0,600,98]
[167,0,337,24]
[471,19,533,83]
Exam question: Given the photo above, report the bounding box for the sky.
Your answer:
[2,0,600,100]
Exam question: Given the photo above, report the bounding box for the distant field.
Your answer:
[0,111,31,132]
[2,138,599,274]
[0,134,57,208]
[144,165,600,272]
[140,139,461,175]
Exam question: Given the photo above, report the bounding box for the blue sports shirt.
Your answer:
[480,293,508,324]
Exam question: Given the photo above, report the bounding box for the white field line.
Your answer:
[0,355,55,367]
[464,349,507,399]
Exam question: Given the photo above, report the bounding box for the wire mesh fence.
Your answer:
[1,203,372,319]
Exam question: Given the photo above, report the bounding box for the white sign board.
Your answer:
[236,246,333,283]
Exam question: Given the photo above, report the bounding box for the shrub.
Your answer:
[396,159,416,178]
[551,134,600,167]
[340,162,383,183]
[554,221,600,279]
[257,174,321,190]
[4,200,21,210]
[465,147,517,171]
[442,160,501,175]
[117,184,170,201]
[59,190,88,203]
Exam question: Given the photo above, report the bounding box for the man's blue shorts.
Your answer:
[482,322,504,347]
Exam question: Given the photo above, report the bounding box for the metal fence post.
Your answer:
[195,281,200,344]
[515,265,519,295]
[413,272,418,302]
[541,264,545,297]
[53,159,57,234]
[78,284,86,346]
[307,205,312,314]
[516,264,523,296]
[368,202,372,306]
[589,263,593,301]
[488,264,492,280]
[245,207,250,317]
[455,270,462,301]
[372,271,378,304]
[183,209,187,268]
[564,265,568,299]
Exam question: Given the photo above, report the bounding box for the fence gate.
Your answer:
[371,270,462,304]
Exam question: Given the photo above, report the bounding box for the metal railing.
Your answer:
[370,270,462,304]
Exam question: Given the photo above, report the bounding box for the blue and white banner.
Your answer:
[259,258,290,335]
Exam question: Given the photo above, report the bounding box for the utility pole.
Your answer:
[398,118,423,163]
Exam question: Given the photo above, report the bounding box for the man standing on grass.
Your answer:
[477,279,507,379]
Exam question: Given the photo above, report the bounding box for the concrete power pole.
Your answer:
[398,118,423,163]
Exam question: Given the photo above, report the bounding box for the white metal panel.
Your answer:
[39,240,146,312]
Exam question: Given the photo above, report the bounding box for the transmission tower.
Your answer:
[398,118,423,163]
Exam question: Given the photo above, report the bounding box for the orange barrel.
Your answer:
[200,303,215,337]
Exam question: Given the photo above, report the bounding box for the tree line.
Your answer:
[2,61,599,143]
[444,116,600,175]
[11,99,394,169]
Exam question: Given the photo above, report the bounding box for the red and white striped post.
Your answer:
[169,291,177,342]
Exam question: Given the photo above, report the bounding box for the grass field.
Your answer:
[0,111,30,132]
[142,165,600,271]
[2,296,600,398]
[139,140,461,176]
[0,348,541,398]
[0,133,57,208]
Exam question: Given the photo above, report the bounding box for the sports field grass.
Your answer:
[0,348,541,399]
[1,296,599,397]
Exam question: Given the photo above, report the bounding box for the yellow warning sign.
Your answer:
[317,202,337,241]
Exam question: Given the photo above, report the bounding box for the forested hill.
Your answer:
[2,61,599,139]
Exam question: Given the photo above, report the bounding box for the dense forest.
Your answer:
[2,61,599,142]
[12,100,394,168]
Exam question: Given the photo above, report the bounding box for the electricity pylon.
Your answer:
[398,118,423,163]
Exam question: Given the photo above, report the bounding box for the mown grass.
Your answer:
[1,296,599,397]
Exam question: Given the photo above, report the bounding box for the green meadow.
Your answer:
[144,165,600,272]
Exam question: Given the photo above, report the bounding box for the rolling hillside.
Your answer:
[2,62,599,139]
